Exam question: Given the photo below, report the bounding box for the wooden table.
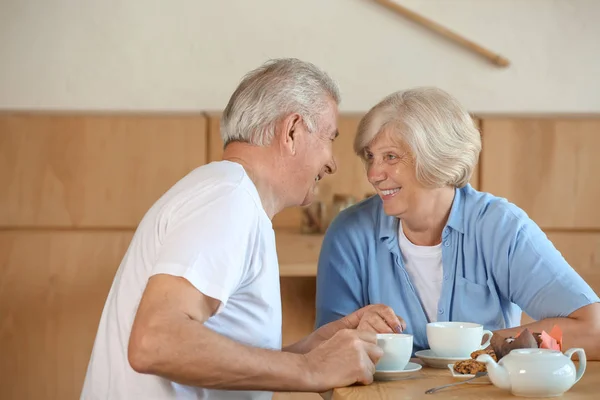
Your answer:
[325,360,599,399]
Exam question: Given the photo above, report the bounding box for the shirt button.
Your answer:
[438,308,444,314]
[444,241,450,247]
[444,274,449,280]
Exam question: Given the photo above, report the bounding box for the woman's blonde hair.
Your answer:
[355,87,481,188]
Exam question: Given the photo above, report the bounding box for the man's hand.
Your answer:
[303,329,383,391]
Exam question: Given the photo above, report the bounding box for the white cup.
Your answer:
[376,333,413,371]
[426,322,492,358]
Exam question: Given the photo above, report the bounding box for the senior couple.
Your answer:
[82,58,600,399]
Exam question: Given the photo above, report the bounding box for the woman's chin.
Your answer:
[382,201,405,217]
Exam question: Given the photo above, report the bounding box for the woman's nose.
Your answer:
[367,163,386,184]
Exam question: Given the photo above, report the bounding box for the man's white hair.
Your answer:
[221,58,341,146]
[355,87,481,188]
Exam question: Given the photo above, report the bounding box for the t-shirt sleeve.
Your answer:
[151,188,259,313]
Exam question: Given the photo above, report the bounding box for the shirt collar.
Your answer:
[377,185,467,241]
[445,185,466,234]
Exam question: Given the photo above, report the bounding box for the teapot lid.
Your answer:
[509,348,562,357]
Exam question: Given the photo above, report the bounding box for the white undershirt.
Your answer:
[398,221,444,323]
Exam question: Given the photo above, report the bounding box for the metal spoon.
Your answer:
[425,372,488,394]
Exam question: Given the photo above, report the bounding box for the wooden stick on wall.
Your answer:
[371,0,510,68]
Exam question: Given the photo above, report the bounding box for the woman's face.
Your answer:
[364,127,428,218]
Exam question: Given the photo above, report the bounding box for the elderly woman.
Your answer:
[315,87,600,359]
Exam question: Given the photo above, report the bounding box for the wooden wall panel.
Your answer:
[0,113,207,228]
[0,231,133,400]
[276,230,323,277]
[480,118,600,229]
[207,113,223,163]
[280,277,317,347]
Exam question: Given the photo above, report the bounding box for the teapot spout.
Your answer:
[477,354,511,390]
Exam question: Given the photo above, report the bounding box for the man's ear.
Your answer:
[280,113,303,156]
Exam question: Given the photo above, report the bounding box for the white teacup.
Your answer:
[426,322,492,358]
[376,333,413,371]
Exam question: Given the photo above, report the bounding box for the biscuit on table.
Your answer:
[453,348,496,375]
[453,359,487,375]
[470,347,498,361]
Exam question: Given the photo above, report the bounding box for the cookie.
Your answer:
[453,359,487,375]
[471,347,497,361]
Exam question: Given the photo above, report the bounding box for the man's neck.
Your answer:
[400,187,456,246]
[222,142,286,219]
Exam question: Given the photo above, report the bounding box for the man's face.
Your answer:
[294,99,339,207]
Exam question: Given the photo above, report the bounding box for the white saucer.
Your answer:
[414,349,470,369]
[374,362,422,381]
[447,363,491,384]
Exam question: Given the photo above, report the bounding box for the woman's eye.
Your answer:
[386,154,397,161]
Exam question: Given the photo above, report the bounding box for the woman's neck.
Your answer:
[400,187,456,246]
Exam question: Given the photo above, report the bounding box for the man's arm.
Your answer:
[128,274,383,392]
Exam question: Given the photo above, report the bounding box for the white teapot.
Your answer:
[476,348,586,398]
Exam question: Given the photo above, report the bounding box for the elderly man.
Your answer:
[81,58,404,400]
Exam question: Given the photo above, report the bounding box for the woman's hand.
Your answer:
[284,304,407,354]
[353,304,407,334]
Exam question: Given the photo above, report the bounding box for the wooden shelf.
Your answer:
[279,262,319,277]
[275,229,323,277]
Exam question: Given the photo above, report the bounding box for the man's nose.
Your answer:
[325,156,337,175]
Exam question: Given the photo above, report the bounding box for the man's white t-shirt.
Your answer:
[398,221,443,323]
[81,161,282,400]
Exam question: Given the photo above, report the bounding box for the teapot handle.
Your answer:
[479,330,493,349]
[564,348,586,384]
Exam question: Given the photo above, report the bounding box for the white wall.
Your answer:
[1,0,599,113]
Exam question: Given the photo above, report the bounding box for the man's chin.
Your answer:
[299,196,314,208]
[299,189,317,207]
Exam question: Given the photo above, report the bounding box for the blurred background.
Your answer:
[1,1,599,399]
